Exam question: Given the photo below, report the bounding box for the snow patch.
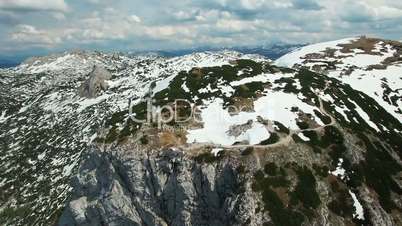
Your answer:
[298,133,310,141]
[0,111,10,123]
[186,98,270,145]
[230,73,271,86]
[211,148,223,157]
[275,37,358,67]
[182,82,190,92]
[76,94,111,112]
[187,90,321,145]
[330,158,346,179]
[349,190,365,220]
[254,92,322,130]
[218,85,235,97]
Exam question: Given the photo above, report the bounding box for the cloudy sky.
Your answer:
[1,0,402,56]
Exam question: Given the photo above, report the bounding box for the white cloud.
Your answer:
[234,0,292,10]
[0,0,68,12]
[128,15,141,23]
[57,11,143,44]
[197,9,230,22]
[1,0,402,54]
[143,25,197,39]
[240,0,263,9]
[372,5,402,19]
[10,24,61,47]
[327,0,402,25]
[173,10,195,20]
[216,19,256,32]
[52,12,66,20]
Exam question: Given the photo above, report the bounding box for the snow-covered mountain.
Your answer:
[0,38,401,226]
[0,50,269,225]
[276,36,402,124]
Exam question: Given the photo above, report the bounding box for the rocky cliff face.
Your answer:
[58,146,251,226]
[59,119,401,226]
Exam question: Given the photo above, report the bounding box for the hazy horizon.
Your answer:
[0,0,402,58]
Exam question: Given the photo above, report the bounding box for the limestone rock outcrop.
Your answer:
[79,65,112,98]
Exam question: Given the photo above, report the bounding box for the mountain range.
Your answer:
[0,44,303,69]
[0,36,401,226]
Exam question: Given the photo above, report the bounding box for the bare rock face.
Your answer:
[79,65,112,98]
[57,146,256,226]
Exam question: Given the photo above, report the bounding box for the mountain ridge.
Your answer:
[0,36,401,226]
[0,43,303,69]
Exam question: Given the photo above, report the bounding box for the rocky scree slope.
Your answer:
[0,39,401,226]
